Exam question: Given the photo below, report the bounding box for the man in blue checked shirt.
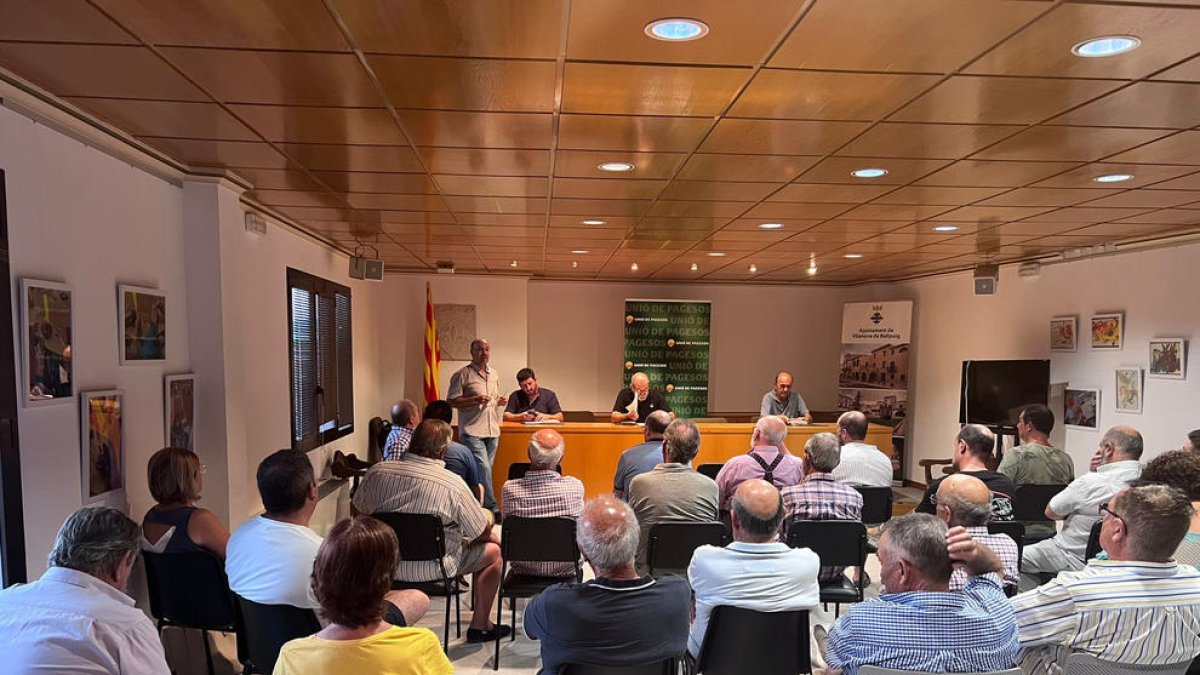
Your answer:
[823,513,1019,675]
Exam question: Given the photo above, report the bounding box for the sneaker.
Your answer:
[466,624,513,642]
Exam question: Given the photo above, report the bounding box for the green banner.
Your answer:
[623,299,711,418]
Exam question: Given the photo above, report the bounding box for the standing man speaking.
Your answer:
[449,338,506,513]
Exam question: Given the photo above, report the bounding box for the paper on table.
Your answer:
[523,418,562,425]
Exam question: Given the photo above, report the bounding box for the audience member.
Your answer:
[916,424,1015,520]
[1013,484,1200,675]
[503,367,564,422]
[782,432,863,584]
[1138,449,1200,567]
[142,446,229,557]
[524,496,690,674]
[447,337,506,511]
[1021,426,1142,583]
[831,411,892,487]
[715,416,802,509]
[273,516,452,675]
[228,449,428,625]
[759,370,812,424]
[1186,429,1200,453]
[612,409,672,499]
[824,514,1018,675]
[627,418,719,572]
[352,419,508,641]
[935,474,1020,591]
[0,507,170,673]
[688,479,819,657]
[998,404,1074,485]
[384,399,420,461]
[502,428,585,577]
[424,400,486,502]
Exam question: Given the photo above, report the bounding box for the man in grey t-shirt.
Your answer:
[760,371,812,424]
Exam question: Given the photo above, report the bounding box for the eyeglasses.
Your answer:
[1099,501,1124,524]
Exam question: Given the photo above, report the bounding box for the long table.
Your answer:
[491,421,893,503]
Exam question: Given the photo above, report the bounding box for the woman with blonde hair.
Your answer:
[142,447,229,557]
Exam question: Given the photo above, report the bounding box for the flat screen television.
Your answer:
[958,359,1050,428]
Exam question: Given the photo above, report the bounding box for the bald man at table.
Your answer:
[611,372,674,424]
[760,371,812,425]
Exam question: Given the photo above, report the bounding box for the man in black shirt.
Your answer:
[916,424,1015,521]
[610,372,673,424]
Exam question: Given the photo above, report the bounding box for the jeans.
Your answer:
[459,432,499,510]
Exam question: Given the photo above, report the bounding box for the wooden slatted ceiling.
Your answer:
[0,0,1199,283]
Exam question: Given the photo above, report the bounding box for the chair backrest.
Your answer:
[1063,652,1194,675]
[987,520,1026,564]
[235,595,320,675]
[786,519,868,568]
[697,606,811,675]
[561,659,679,675]
[1084,520,1104,561]
[502,516,580,565]
[507,462,564,481]
[860,666,1024,675]
[563,410,594,422]
[697,463,724,481]
[369,512,446,562]
[1012,484,1068,522]
[647,521,728,574]
[855,486,894,524]
[142,550,236,630]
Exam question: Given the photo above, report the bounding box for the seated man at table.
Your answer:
[501,428,585,577]
[715,416,803,510]
[524,496,690,674]
[611,371,673,423]
[759,370,812,424]
[613,409,673,500]
[782,432,862,584]
[503,367,564,422]
[831,411,892,487]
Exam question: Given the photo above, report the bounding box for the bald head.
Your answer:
[731,479,784,542]
[528,428,565,470]
[577,496,639,573]
[1102,425,1144,461]
[391,399,419,429]
[645,410,672,437]
[935,474,993,527]
[754,415,788,446]
[773,371,794,401]
[838,411,869,442]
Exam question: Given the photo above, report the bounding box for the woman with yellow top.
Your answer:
[273,515,452,675]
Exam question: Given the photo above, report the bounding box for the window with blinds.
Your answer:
[287,269,353,452]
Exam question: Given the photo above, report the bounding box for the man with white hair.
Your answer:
[525,496,690,675]
[715,416,803,510]
[782,432,863,584]
[501,428,585,577]
[611,371,673,423]
[0,506,170,673]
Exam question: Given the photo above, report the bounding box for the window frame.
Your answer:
[287,268,354,453]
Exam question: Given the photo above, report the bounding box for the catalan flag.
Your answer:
[422,282,441,406]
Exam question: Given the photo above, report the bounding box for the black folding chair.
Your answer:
[1084,520,1104,561]
[854,487,894,525]
[697,463,724,481]
[986,520,1026,597]
[142,550,239,675]
[562,658,680,674]
[1013,484,1068,543]
[494,516,581,670]
[786,519,868,618]
[370,512,464,651]
[695,606,811,675]
[507,462,563,480]
[235,596,320,674]
[647,521,728,577]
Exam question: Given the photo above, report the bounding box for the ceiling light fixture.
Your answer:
[581,219,607,225]
[571,249,590,254]
[706,251,726,257]
[630,262,639,271]
[1093,173,1134,183]
[851,168,888,179]
[1072,36,1141,58]
[571,261,579,269]
[748,264,758,274]
[933,224,959,232]
[509,260,518,268]
[807,266,818,276]
[644,18,710,42]
[690,263,699,272]
[598,161,635,172]
[758,222,784,230]
[844,253,864,259]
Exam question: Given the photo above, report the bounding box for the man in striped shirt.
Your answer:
[782,432,863,583]
[501,428,585,578]
[1012,483,1200,675]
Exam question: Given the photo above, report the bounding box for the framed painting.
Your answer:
[1148,338,1187,380]
[20,279,74,406]
[1090,313,1124,350]
[164,374,195,451]
[1050,316,1077,352]
[80,390,124,503]
[1064,387,1100,431]
[1114,367,1142,414]
[119,284,166,364]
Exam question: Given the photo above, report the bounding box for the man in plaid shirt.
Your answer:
[383,399,419,461]
[935,474,1020,592]
[501,428,584,578]
[782,432,863,583]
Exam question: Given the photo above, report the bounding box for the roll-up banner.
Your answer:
[623,299,711,419]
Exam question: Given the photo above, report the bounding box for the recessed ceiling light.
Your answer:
[630,262,639,271]
[571,261,579,269]
[644,18,709,42]
[1072,36,1141,58]
[844,253,864,259]
[509,260,518,268]
[690,263,699,272]
[706,251,726,257]
[933,225,960,232]
[581,219,607,225]
[758,222,784,230]
[571,249,590,254]
[748,264,758,274]
[1093,173,1134,184]
[851,168,888,179]
[598,161,635,173]
[806,266,818,276]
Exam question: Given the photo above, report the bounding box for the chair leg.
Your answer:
[494,589,504,671]
[834,604,840,619]
[200,629,215,675]
[454,582,462,638]
[443,581,451,651]
[511,596,517,641]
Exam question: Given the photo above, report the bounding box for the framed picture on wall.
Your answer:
[20,278,74,406]
[1114,367,1142,414]
[118,284,166,364]
[1090,313,1124,350]
[1148,338,1187,379]
[1050,316,1077,352]
[80,390,124,503]
[164,374,195,451]
[1064,387,1100,430]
